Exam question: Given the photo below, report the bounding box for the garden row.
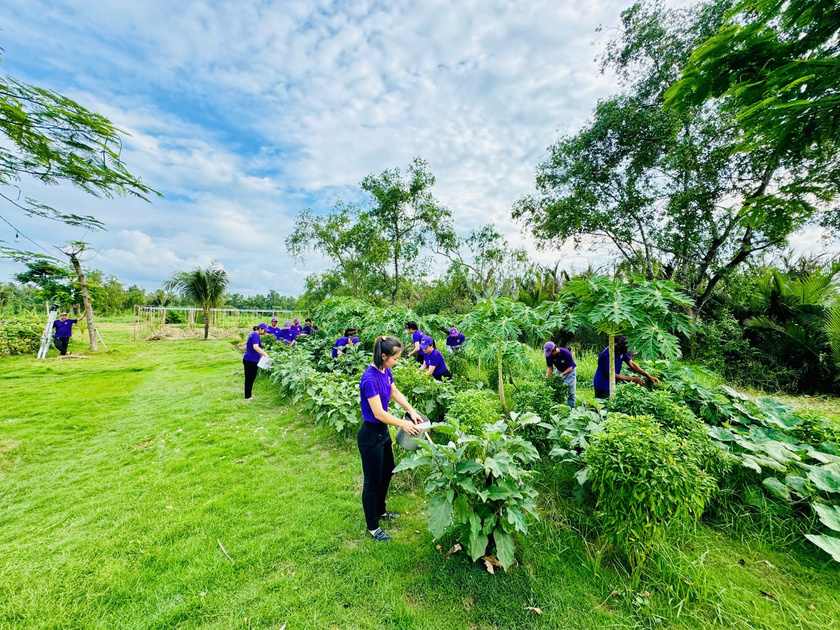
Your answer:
[262,296,840,573]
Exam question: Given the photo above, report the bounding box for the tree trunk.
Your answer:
[498,339,507,412]
[68,253,98,351]
[608,334,616,398]
[203,306,210,339]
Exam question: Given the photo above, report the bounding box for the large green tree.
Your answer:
[163,262,231,339]
[513,0,838,314]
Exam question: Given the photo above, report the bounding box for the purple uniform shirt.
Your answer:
[243,332,262,362]
[53,319,78,338]
[277,329,296,344]
[332,337,349,358]
[546,348,576,372]
[593,347,632,391]
[302,325,317,335]
[359,365,394,424]
[446,333,466,347]
[267,326,281,338]
[291,325,303,336]
[423,349,448,375]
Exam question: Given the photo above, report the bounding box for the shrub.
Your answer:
[545,375,571,406]
[446,389,503,433]
[790,410,840,448]
[392,364,456,422]
[585,414,716,566]
[0,316,43,356]
[511,380,555,421]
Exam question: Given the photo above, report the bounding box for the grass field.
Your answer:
[2,323,840,629]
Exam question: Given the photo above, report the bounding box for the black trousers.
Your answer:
[357,421,394,531]
[432,369,452,381]
[594,387,610,399]
[54,337,69,356]
[243,359,259,398]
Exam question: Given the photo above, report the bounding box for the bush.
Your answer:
[446,389,503,433]
[790,410,840,448]
[512,380,555,421]
[585,414,716,566]
[392,364,456,422]
[0,316,43,356]
[545,375,571,406]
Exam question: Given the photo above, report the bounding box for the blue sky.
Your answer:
[0,0,828,296]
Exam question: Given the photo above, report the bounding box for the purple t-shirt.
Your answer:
[359,365,394,424]
[53,319,78,338]
[267,326,281,338]
[332,337,349,358]
[243,332,262,362]
[302,325,317,335]
[546,348,576,372]
[424,348,448,375]
[412,330,423,347]
[446,333,466,347]
[291,325,303,336]
[593,347,632,391]
[277,329,296,344]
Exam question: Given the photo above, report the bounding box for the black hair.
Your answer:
[405,321,418,331]
[253,325,259,332]
[615,335,629,352]
[305,318,312,323]
[344,327,357,337]
[374,336,403,369]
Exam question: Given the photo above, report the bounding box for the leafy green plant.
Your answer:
[391,363,457,422]
[394,414,541,570]
[585,414,716,566]
[0,315,43,356]
[511,380,555,422]
[446,389,503,434]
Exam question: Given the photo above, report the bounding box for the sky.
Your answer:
[0,0,828,296]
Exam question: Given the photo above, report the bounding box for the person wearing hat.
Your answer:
[266,317,281,338]
[445,327,466,353]
[404,321,426,365]
[332,329,358,358]
[276,321,297,346]
[419,335,451,381]
[243,323,271,399]
[291,318,303,336]
[52,312,78,356]
[544,342,577,408]
[302,318,319,336]
[358,335,423,542]
[593,335,661,399]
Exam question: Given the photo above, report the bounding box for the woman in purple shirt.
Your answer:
[291,318,304,336]
[420,335,451,381]
[243,323,270,399]
[52,312,78,356]
[266,317,281,338]
[358,336,422,542]
[404,321,426,365]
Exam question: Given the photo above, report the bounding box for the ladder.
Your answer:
[36,303,60,359]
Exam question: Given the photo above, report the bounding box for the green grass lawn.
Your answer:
[2,324,839,629]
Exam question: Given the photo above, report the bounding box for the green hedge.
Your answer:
[0,315,44,357]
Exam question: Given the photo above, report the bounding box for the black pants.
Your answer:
[54,337,69,356]
[243,359,259,398]
[357,421,394,531]
[594,388,610,399]
[432,369,452,381]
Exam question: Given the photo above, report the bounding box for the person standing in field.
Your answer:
[291,318,303,336]
[358,336,422,542]
[544,341,577,408]
[404,321,425,365]
[302,319,318,335]
[592,335,661,399]
[445,327,466,353]
[420,335,451,381]
[53,312,78,356]
[267,317,281,339]
[243,323,270,399]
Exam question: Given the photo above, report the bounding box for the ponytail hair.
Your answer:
[253,326,259,332]
[374,335,403,369]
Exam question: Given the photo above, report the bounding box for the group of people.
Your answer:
[265,317,319,346]
[241,316,318,400]
[404,322,463,381]
[543,334,660,408]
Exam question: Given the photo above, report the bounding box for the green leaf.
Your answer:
[762,477,790,501]
[813,504,840,533]
[804,534,840,563]
[575,467,588,486]
[456,460,484,474]
[506,508,528,534]
[468,514,488,561]
[453,493,472,524]
[493,529,516,570]
[784,475,810,496]
[428,493,453,539]
[807,464,840,494]
[483,457,503,477]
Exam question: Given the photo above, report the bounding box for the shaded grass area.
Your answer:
[1,325,839,629]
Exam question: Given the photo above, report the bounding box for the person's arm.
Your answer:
[367,392,420,434]
[425,363,436,376]
[256,344,270,358]
[628,360,661,384]
[391,384,421,423]
[546,365,554,378]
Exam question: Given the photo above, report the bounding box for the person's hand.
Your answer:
[632,377,645,385]
[408,410,422,424]
[649,376,662,385]
[402,420,421,435]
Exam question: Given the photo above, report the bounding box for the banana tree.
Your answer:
[563,275,694,397]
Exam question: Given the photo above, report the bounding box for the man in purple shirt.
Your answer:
[277,321,297,346]
[266,317,281,338]
[291,318,304,336]
[53,312,78,356]
[445,327,466,353]
[544,341,577,408]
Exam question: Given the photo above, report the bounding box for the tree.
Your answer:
[0,53,157,232]
[57,242,99,351]
[14,260,77,306]
[163,262,231,339]
[361,158,454,304]
[666,0,840,210]
[513,0,834,315]
[563,275,694,397]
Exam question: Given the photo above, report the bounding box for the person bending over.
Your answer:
[544,341,577,408]
[445,327,466,353]
[404,321,425,365]
[592,335,660,399]
[358,336,422,542]
[420,335,451,381]
[332,329,358,358]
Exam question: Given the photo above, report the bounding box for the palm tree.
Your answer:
[163,262,230,339]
